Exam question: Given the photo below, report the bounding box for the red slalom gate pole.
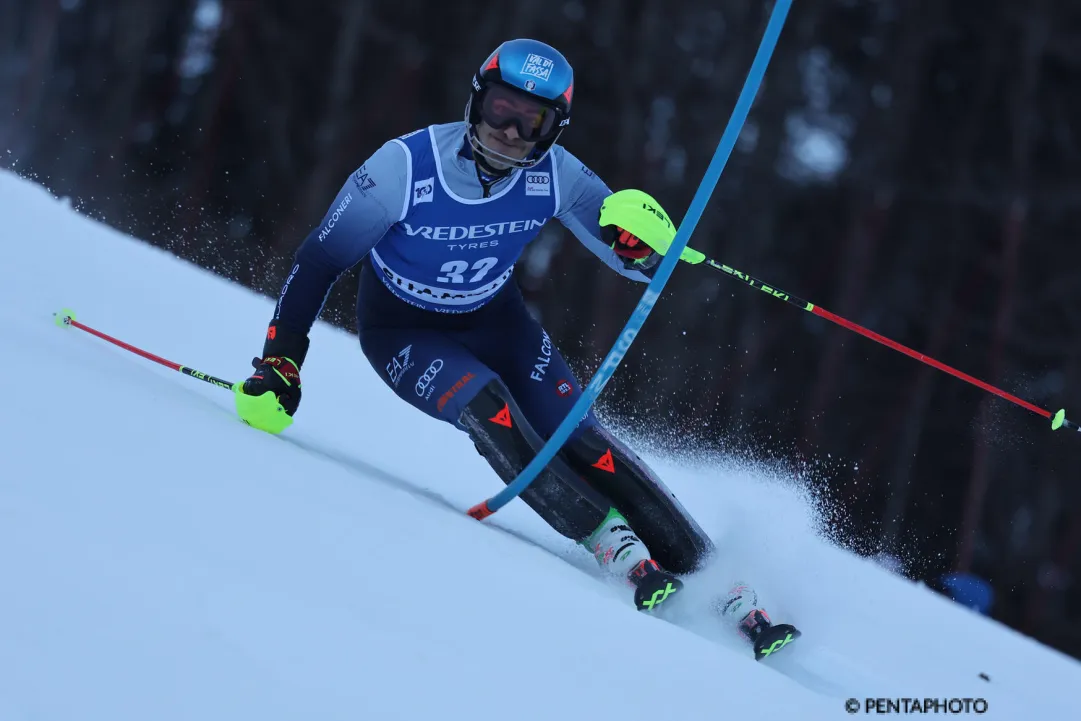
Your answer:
[53,308,237,392]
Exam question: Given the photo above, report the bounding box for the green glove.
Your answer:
[599,189,705,264]
[234,322,309,435]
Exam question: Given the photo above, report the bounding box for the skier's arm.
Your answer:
[552,147,652,283]
[238,144,407,428]
[239,147,406,428]
[266,141,408,353]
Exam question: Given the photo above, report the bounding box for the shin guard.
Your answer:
[459,380,609,540]
[561,426,714,574]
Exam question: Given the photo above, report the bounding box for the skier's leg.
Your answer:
[462,382,687,610]
[468,285,714,573]
[560,425,714,574]
[484,323,714,575]
[357,325,616,542]
[456,377,612,540]
[462,287,702,604]
[460,379,683,597]
[354,268,670,603]
[357,326,492,422]
[564,427,804,646]
[569,429,802,649]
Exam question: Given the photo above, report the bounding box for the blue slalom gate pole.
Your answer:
[468,0,795,521]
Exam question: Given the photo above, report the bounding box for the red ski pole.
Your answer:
[53,308,293,433]
[662,254,1078,433]
[53,308,236,391]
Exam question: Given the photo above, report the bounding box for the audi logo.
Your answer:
[526,175,550,184]
[415,359,445,395]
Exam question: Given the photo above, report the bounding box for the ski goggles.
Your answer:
[478,84,563,143]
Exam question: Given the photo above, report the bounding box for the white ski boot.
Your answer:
[584,508,684,613]
[716,583,801,660]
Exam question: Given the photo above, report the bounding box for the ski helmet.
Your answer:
[466,38,574,169]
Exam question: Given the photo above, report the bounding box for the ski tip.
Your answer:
[53,307,76,328]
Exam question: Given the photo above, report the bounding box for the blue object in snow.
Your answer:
[940,572,994,615]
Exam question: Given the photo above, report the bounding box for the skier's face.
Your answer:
[476,120,536,168]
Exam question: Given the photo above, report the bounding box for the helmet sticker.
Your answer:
[521,54,555,82]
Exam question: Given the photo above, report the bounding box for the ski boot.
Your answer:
[584,508,684,613]
[717,583,801,660]
[628,559,684,613]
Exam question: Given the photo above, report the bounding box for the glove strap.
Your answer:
[263,357,301,387]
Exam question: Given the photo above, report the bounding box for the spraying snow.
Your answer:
[2,170,1077,720]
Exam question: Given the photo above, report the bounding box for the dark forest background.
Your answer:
[4,0,1081,657]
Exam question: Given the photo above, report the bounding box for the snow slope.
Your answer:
[2,169,1078,720]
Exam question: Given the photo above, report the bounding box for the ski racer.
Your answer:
[236,38,797,658]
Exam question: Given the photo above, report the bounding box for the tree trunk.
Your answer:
[955,6,1045,573]
[2,0,59,156]
[290,0,371,251]
[880,280,959,551]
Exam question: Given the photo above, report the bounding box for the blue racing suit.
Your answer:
[264,122,711,571]
[271,122,646,432]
